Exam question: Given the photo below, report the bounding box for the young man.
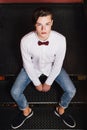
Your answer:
[11,7,76,129]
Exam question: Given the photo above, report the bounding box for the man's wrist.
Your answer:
[45,80,52,86]
[33,79,41,87]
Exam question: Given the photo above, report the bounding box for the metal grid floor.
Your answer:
[0,104,87,130]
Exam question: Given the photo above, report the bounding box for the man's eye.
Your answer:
[46,23,51,26]
[46,24,50,26]
[36,23,41,26]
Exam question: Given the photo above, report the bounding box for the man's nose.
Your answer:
[41,25,46,30]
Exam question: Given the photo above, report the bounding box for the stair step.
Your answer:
[0,80,87,103]
[0,104,87,130]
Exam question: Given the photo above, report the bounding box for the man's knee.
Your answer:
[69,86,76,98]
[10,87,20,99]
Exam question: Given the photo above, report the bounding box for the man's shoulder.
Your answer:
[51,30,66,49]
[51,30,66,39]
[21,31,35,42]
[20,31,36,48]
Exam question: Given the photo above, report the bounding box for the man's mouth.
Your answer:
[41,32,47,34]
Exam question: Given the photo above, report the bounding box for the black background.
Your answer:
[0,3,87,75]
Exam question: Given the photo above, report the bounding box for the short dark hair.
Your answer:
[32,7,53,25]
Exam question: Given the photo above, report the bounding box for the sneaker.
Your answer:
[54,109,76,128]
[11,110,33,129]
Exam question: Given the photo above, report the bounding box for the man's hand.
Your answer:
[35,84,43,92]
[42,83,51,92]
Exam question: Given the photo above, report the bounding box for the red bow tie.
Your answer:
[38,41,49,46]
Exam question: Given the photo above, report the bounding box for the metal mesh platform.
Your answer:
[0,104,87,130]
[0,78,87,130]
[0,78,87,104]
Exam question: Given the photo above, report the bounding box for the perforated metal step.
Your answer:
[0,104,87,130]
[0,79,87,104]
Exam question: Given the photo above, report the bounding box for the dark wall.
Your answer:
[0,0,84,3]
[0,3,87,75]
[84,1,87,21]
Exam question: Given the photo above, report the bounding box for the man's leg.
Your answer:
[11,68,31,112]
[55,68,76,111]
[55,68,76,128]
[11,68,33,129]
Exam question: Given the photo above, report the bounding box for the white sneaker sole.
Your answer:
[11,111,33,129]
[54,110,76,128]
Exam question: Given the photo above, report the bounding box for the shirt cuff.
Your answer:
[45,78,54,86]
[33,78,42,86]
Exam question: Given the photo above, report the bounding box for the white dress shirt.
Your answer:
[20,30,66,86]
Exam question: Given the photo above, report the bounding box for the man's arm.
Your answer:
[45,37,66,86]
[20,39,41,87]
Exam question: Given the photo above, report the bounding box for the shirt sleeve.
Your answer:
[45,37,66,86]
[20,39,41,86]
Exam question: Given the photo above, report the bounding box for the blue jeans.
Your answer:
[11,68,76,110]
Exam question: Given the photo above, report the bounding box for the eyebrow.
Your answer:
[36,21,52,25]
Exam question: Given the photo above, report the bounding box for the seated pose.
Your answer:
[11,7,76,129]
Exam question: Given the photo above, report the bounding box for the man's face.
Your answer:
[35,15,53,41]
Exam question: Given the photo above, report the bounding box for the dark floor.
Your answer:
[0,79,87,103]
[0,79,87,130]
[0,104,87,130]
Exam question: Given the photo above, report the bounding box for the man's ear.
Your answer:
[51,20,53,26]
